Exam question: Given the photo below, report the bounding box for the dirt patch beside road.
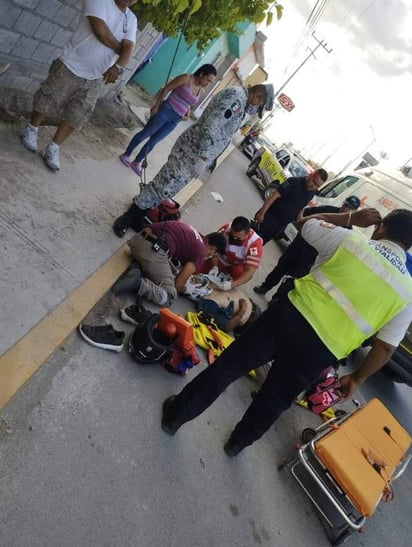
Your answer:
[0,85,143,130]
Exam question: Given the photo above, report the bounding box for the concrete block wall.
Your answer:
[0,0,162,101]
[101,22,162,100]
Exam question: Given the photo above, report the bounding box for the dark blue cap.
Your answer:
[344,195,360,209]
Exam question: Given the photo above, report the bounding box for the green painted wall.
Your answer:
[133,22,256,96]
[133,34,227,95]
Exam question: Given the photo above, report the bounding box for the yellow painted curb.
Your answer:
[0,245,131,409]
[0,178,204,410]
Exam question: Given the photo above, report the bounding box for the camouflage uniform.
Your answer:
[133,86,249,209]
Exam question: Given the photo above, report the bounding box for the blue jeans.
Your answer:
[125,101,182,163]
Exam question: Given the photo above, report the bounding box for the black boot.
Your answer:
[161,396,182,435]
[113,210,130,238]
[128,204,150,232]
[223,430,247,458]
[253,284,268,295]
[113,203,148,238]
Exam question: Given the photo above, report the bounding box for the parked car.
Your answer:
[246,146,311,199]
[241,134,277,160]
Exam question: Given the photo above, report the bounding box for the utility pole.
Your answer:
[261,32,332,128]
[320,135,352,166]
[336,125,376,177]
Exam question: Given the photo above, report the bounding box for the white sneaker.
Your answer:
[21,125,38,152]
[43,142,60,171]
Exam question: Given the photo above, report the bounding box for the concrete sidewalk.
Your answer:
[0,84,202,405]
[0,83,237,409]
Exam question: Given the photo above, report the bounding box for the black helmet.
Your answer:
[128,313,175,365]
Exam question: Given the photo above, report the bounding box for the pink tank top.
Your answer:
[167,82,199,117]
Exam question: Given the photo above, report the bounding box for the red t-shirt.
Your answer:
[149,221,206,269]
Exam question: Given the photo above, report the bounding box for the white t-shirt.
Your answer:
[61,0,137,80]
[301,219,412,347]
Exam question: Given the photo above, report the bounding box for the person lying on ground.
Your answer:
[160,208,412,457]
[184,275,254,333]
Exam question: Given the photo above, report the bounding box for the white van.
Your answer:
[284,168,412,241]
[246,146,311,198]
[275,148,311,179]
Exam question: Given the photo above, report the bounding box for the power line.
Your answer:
[335,0,363,28]
[283,0,331,78]
[262,32,332,127]
[344,0,377,35]
[304,0,330,39]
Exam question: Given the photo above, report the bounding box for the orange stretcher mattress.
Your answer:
[314,398,411,517]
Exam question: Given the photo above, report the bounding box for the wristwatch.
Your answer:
[115,64,125,75]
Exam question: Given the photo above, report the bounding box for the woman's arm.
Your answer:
[151,74,191,114]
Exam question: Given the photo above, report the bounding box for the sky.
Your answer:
[259,0,412,173]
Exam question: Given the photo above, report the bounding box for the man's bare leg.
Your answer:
[30,110,45,127]
[53,121,75,145]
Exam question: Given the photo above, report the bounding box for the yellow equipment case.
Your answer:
[289,399,411,545]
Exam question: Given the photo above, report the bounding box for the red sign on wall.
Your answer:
[277,93,295,112]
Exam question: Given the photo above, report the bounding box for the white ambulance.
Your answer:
[284,168,412,241]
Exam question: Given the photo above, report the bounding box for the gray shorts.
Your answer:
[33,58,103,130]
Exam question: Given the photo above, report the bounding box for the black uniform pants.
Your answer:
[263,235,317,291]
[169,297,335,449]
[255,216,284,244]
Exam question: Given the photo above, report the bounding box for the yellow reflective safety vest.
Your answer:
[289,232,412,359]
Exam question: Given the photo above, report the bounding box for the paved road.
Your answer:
[1,149,411,546]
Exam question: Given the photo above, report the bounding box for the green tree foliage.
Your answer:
[133,0,283,50]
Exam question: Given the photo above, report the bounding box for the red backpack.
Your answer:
[144,199,181,224]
